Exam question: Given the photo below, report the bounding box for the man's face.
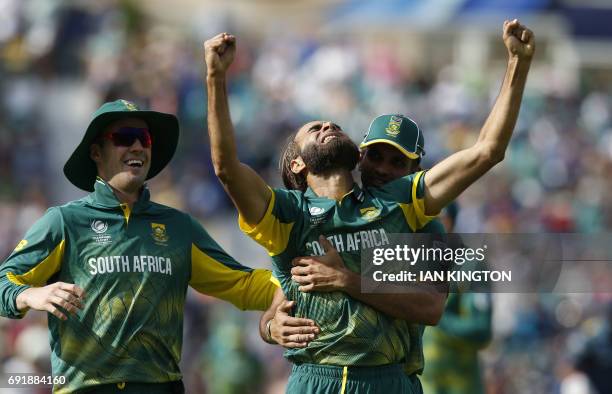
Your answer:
[293,120,360,175]
[90,118,152,192]
[359,144,419,187]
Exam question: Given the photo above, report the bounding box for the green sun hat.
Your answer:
[63,99,179,192]
[360,114,425,160]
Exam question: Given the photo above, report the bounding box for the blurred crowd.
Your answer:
[1,1,611,393]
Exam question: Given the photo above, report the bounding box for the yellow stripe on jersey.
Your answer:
[120,203,131,225]
[7,240,65,286]
[238,188,294,256]
[399,171,436,231]
[398,203,422,232]
[190,244,275,310]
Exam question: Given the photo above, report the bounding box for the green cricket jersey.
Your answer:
[403,218,446,376]
[241,170,437,370]
[422,261,492,394]
[0,178,275,393]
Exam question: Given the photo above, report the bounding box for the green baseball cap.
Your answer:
[63,99,179,192]
[360,114,425,160]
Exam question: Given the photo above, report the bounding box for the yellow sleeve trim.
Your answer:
[7,240,65,286]
[398,171,437,231]
[238,188,294,256]
[412,170,437,229]
[270,275,281,288]
[190,244,276,310]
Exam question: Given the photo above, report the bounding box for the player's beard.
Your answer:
[300,137,360,175]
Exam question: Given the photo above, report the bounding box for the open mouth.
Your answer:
[322,135,337,143]
[124,159,144,168]
[320,132,340,144]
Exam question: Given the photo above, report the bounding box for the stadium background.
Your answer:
[1,0,611,393]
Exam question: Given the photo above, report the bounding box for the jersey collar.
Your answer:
[304,183,365,204]
[90,177,151,208]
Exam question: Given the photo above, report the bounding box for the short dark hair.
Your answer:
[279,131,307,192]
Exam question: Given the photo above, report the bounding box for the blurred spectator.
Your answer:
[574,303,612,394]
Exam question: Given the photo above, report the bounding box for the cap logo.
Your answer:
[120,99,138,111]
[14,239,28,252]
[385,115,402,138]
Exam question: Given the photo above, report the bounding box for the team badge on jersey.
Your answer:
[360,207,381,221]
[151,223,169,244]
[385,115,402,137]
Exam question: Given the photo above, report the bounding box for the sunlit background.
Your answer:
[1,0,612,393]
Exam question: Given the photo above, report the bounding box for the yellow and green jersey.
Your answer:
[422,282,492,394]
[0,178,275,393]
[241,170,437,370]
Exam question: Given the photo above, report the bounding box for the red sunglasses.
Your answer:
[103,127,153,148]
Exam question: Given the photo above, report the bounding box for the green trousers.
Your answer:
[286,363,422,394]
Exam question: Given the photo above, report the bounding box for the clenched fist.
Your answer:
[503,19,535,60]
[204,32,236,77]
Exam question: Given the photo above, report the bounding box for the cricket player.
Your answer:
[261,114,449,388]
[0,100,276,393]
[205,18,534,393]
[261,114,442,329]
[421,203,493,394]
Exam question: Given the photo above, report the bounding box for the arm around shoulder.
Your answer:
[188,215,276,311]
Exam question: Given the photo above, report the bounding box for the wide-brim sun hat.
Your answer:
[360,114,425,160]
[63,99,179,192]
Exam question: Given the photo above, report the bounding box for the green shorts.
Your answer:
[286,363,422,394]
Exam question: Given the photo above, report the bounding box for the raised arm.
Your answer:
[423,19,535,215]
[204,33,271,225]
